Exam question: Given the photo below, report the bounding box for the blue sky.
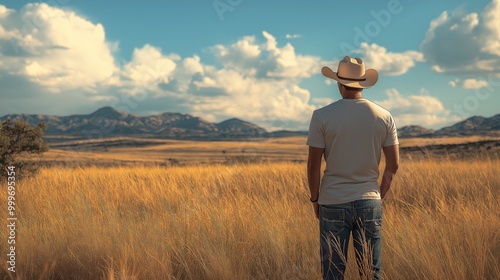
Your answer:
[1,0,499,130]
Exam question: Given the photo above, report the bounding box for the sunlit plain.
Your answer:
[1,156,499,279]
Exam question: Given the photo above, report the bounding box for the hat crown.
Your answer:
[320,55,378,89]
[337,56,366,79]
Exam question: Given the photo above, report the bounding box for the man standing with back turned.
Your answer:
[307,56,399,280]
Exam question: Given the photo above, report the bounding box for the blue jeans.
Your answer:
[319,199,383,280]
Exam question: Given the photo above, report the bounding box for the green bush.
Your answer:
[0,119,49,181]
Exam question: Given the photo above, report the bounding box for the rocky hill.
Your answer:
[397,125,434,138]
[215,118,267,135]
[435,115,500,137]
[398,114,500,138]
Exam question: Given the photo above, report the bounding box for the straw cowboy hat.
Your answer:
[322,56,378,89]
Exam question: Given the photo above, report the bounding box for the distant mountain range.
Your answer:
[433,115,500,137]
[397,114,500,137]
[1,107,499,140]
[0,107,269,140]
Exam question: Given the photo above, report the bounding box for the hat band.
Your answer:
[337,75,366,82]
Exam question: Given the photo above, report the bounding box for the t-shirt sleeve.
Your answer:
[383,114,399,147]
[306,110,325,148]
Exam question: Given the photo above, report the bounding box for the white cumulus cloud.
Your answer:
[0,3,117,91]
[462,78,488,89]
[169,31,324,130]
[0,3,326,130]
[210,31,321,80]
[447,78,489,89]
[121,44,177,87]
[373,88,460,128]
[353,43,424,76]
[421,0,500,74]
[286,34,301,39]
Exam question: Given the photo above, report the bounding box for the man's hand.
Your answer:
[313,202,319,219]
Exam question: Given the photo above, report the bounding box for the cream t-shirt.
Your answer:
[306,98,399,205]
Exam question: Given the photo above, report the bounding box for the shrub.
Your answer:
[0,119,49,181]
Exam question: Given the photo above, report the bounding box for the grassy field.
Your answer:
[32,135,500,167]
[1,156,499,279]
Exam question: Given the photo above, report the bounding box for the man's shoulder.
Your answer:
[364,99,393,117]
[314,100,342,114]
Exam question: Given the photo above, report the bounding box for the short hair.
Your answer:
[343,84,363,92]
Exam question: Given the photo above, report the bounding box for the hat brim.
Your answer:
[321,66,378,89]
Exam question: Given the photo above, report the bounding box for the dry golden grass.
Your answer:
[1,157,499,279]
[396,135,500,147]
[34,135,500,167]
[37,136,310,166]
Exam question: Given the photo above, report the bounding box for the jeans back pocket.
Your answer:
[362,207,382,236]
[321,207,346,236]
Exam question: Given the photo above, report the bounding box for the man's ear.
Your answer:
[337,82,344,96]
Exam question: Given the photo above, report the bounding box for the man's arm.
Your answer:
[307,146,324,218]
[380,144,399,199]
